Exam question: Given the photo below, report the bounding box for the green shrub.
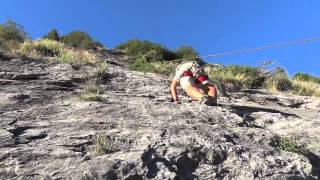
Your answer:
[129,56,176,76]
[116,39,206,75]
[0,20,28,43]
[61,31,102,50]
[0,20,28,50]
[43,29,60,41]
[129,56,153,72]
[293,73,320,84]
[117,39,163,56]
[176,46,199,59]
[207,64,261,88]
[116,39,178,61]
[151,61,177,75]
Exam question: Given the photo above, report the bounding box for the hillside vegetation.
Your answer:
[1,20,319,97]
[116,39,203,75]
[116,38,320,97]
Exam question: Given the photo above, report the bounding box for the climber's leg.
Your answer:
[180,77,205,101]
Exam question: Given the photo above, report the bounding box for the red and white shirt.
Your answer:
[173,61,210,85]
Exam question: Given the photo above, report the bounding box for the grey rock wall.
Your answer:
[0,52,319,179]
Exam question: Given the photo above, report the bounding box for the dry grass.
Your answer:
[59,48,97,65]
[17,39,97,65]
[291,80,320,97]
[264,77,292,92]
[0,40,21,52]
[18,39,64,57]
[129,56,177,76]
[92,61,108,83]
[79,61,108,101]
[95,134,124,155]
[80,79,104,102]
[206,64,261,89]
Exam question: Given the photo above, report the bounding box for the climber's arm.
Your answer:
[170,79,180,102]
[205,82,218,97]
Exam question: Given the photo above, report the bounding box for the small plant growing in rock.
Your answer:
[270,136,308,155]
[79,62,108,102]
[93,61,108,83]
[95,134,129,155]
[80,79,103,102]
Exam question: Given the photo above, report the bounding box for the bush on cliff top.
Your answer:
[0,20,28,43]
[61,31,103,50]
[293,73,320,84]
[0,20,28,50]
[43,29,60,41]
[19,39,97,65]
[116,39,203,76]
[206,64,261,89]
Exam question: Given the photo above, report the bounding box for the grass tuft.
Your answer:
[264,77,292,92]
[59,48,97,65]
[80,79,104,102]
[95,134,127,155]
[206,64,261,89]
[93,61,108,83]
[19,39,64,57]
[129,56,177,76]
[17,39,97,65]
[270,136,308,155]
[291,80,320,97]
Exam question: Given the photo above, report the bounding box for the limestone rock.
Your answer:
[0,51,319,179]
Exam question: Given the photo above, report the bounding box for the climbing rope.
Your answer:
[171,35,320,62]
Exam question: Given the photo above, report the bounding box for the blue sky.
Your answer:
[1,0,319,76]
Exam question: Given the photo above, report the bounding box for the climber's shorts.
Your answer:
[180,77,213,93]
[180,76,195,90]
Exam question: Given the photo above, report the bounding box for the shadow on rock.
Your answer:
[240,89,269,95]
[175,152,200,180]
[229,105,299,118]
[141,147,163,178]
[141,146,201,179]
[305,152,320,179]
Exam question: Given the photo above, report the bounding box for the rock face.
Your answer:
[0,51,320,180]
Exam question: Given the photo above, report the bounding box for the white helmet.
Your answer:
[190,61,204,76]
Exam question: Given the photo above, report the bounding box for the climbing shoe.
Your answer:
[200,96,217,106]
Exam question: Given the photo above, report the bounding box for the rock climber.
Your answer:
[170,61,218,105]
